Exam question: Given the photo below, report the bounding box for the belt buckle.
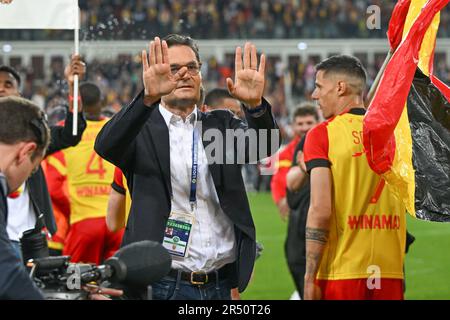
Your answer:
[190,271,208,285]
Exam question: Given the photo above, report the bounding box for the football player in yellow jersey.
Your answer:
[106,166,131,233]
[303,55,406,300]
[46,83,123,264]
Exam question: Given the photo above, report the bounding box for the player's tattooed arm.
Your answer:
[306,227,329,243]
[305,227,329,277]
[303,168,332,300]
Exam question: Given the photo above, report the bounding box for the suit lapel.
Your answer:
[149,108,172,197]
[199,111,222,188]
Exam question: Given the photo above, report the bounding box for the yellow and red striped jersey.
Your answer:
[111,166,132,222]
[304,109,406,280]
[46,119,115,225]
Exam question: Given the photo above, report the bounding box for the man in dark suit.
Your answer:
[0,97,50,300]
[0,57,86,259]
[95,34,280,300]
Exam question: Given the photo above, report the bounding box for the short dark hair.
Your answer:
[0,65,21,87]
[293,103,319,121]
[204,88,233,108]
[198,85,205,106]
[79,82,101,107]
[315,55,367,94]
[0,96,50,159]
[163,34,201,64]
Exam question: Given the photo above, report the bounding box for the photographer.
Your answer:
[0,97,123,300]
[0,57,87,260]
[0,97,50,299]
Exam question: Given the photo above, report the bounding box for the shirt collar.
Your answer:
[348,108,366,115]
[159,104,198,127]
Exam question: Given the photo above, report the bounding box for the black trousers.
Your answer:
[284,205,308,299]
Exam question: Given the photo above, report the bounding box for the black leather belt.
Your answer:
[167,265,230,285]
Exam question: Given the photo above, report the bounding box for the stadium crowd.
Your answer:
[12,52,450,127]
[0,0,449,302]
[1,0,449,40]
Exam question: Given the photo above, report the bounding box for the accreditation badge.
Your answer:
[163,211,195,258]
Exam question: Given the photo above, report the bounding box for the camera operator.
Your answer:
[0,56,87,260]
[0,97,123,300]
[0,97,50,299]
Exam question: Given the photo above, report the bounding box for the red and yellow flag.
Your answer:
[363,0,450,221]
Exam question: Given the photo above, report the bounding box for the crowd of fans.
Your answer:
[12,52,449,147]
[7,50,450,190]
[1,0,449,41]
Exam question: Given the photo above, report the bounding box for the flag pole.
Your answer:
[72,3,80,136]
[366,50,393,108]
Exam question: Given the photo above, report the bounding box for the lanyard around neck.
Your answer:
[189,127,199,212]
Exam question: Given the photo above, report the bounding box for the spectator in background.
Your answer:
[5,0,436,40]
[203,88,243,119]
[270,105,319,221]
[285,103,320,299]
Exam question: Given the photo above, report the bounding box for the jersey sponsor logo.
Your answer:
[352,130,363,145]
[347,214,401,230]
[76,185,111,197]
[351,130,366,157]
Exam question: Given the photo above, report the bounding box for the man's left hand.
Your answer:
[83,284,123,300]
[296,150,307,173]
[226,42,265,108]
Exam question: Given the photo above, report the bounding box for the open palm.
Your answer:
[142,37,187,103]
[227,43,266,108]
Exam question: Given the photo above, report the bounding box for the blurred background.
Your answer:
[1,0,449,299]
[1,0,449,133]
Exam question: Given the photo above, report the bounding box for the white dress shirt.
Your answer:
[6,183,36,242]
[159,104,236,273]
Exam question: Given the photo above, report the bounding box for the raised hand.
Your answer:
[64,54,86,92]
[64,54,86,112]
[226,42,266,108]
[142,37,187,106]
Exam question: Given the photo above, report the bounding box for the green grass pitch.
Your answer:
[241,192,450,300]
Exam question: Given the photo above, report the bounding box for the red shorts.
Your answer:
[63,217,124,265]
[315,278,404,300]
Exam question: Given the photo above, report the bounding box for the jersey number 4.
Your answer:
[86,152,106,179]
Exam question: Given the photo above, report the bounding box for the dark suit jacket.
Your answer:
[26,112,86,236]
[0,174,43,300]
[95,91,280,292]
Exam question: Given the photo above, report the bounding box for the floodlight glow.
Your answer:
[297,42,307,50]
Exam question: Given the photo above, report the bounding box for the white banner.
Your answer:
[0,0,78,29]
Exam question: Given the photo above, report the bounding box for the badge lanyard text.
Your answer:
[189,127,199,212]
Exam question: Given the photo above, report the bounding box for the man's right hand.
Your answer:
[304,279,322,300]
[141,36,188,106]
[277,197,290,221]
[64,54,86,92]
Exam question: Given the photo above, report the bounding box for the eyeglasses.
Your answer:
[170,63,202,76]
